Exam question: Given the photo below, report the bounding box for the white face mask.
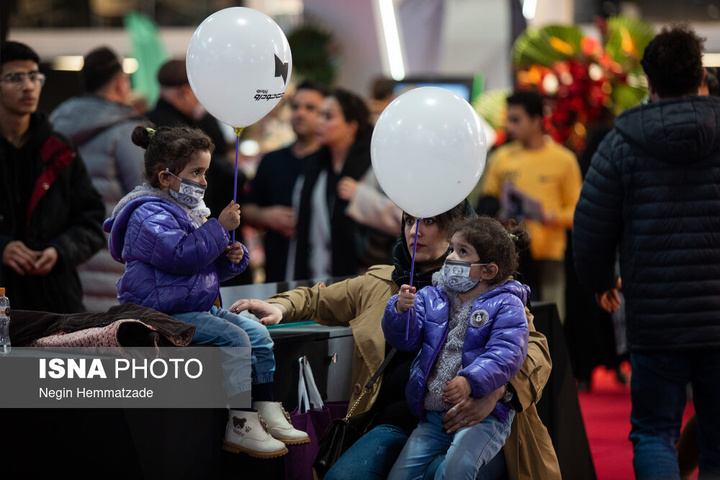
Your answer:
[442,259,491,293]
[165,168,206,208]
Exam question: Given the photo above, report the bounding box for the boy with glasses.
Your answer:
[0,41,105,313]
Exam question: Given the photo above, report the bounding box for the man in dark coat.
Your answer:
[573,25,720,479]
[0,41,105,313]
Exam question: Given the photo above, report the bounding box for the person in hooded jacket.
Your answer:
[50,46,145,312]
[231,201,561,480]
[104,124,308,459]
[573,25,720,479]
[383,216,530,479]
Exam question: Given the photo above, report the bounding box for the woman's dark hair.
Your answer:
[328,87,371,136]
[452,216,531,284]
[640,24,705,98]
[402,199,477,240]
[132,123,214,188]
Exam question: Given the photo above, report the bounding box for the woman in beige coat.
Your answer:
[231,201,560,479]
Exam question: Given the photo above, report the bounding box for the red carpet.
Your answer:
[577,363,697,480]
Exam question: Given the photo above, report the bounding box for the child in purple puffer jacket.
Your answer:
[382,216,531,480]
[104,124,308,458]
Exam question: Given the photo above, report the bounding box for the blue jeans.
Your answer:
[388,410,513,480]
[172,306,274,397]
[630,351,720,480]
[325,423,506,480]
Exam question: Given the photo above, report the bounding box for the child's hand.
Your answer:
[225,242,245,264]
[218,200,241,232]
[442,376,472,404]
[395,285,416,314]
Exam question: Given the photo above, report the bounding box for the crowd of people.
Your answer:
[2,21,720,478]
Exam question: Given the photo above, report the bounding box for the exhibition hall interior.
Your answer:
[2,1,720,479]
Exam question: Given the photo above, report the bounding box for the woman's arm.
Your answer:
[230,272,377,326]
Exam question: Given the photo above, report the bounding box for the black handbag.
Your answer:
[313,348,397,479]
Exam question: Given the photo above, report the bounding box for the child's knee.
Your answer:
[221,325,251,347]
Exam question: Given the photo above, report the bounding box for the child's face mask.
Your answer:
[442,259,490,293]
[165,168,206,208]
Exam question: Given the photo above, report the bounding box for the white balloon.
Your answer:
[371,87,487,218]
[186,7,293,128]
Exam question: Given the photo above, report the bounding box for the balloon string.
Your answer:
[232,127,244,243]
[406,218,420,341]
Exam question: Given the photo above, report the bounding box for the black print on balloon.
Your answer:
[274,54,289,84]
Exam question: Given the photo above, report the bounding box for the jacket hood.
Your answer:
[50,96,139,136]
[614,96,720,163]
[104,184,210,260]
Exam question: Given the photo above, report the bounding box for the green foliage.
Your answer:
[472,88,511,130]
[287,21,339,87]
[605,16,655,65]
[512,25,584,68]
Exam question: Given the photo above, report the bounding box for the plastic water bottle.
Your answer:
[0,287,10,355]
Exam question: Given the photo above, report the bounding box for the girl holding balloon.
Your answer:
[382,216,531,479]
[232,204,560,480]
[104,124,308,459]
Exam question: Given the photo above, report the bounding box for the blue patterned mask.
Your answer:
[442,260,490,293]
[166,168,206,208]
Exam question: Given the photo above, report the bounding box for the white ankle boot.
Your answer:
[222,410,288,458]
[254,401,311,445]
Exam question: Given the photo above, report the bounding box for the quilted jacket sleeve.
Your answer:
[215,243,250,282]
[573,132,623,293]
[128,206,230,275]
[461,298,529,399]
[382,293,424,352]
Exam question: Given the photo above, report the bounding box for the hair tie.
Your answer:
[146,127,156,140]
[509,233,519,242]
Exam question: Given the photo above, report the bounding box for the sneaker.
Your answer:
[222,410,288,458]
[255,401,311,445]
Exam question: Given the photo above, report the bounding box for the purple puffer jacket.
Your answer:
[104,195,248,314]
[382,279,529,421]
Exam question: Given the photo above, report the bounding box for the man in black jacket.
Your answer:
[573,26,720,479]
[0,41,105,313]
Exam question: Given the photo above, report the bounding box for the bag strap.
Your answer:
[70,114,143,147]
[365,347,396,389]
[297,356,325,413]
[297,357,311,414]
[344,347,397,420]
[303,356,325,410]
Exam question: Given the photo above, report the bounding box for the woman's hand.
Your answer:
[337,177,359,201]
[442,385,506,433]
[225,243,245,264]
[218,200,241,232]
[395,285,416,314]
[442,376,471,404]
[230,298,284,325]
